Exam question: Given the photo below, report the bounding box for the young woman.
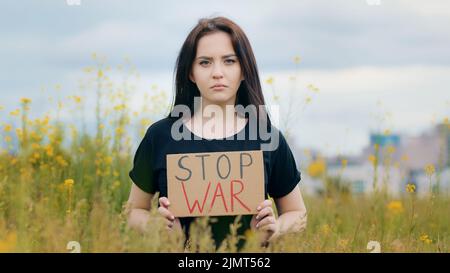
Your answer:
[127,16,307,249]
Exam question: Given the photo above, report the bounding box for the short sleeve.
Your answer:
[129,130,156,194]
[267,131,301,198]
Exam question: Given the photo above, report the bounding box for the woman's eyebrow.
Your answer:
[196,54,237,60]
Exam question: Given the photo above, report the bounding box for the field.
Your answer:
[0,56,448,252]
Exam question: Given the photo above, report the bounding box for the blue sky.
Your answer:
[1,0,449,156]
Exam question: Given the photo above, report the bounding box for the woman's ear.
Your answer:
[189,73,195,83]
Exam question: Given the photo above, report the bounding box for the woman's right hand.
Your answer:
[158,197,182,232]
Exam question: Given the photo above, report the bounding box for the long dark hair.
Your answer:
[168,16,269,123]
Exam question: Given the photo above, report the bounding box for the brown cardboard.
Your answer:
[167,150,264,217]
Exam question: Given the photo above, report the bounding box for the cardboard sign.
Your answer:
[167,150,264,217]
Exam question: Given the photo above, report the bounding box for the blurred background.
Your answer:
[0,0,449,252]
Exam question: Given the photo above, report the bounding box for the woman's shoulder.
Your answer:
[145,117,177,138]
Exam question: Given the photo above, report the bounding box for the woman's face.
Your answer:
[190,31,243,107]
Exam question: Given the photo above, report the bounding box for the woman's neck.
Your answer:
[187,102,246,139]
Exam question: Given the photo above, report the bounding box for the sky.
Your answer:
[1,0,449,156]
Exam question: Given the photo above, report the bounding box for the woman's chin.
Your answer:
[205,93,236,105]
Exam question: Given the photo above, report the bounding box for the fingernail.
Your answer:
[256,216,259,220]
[257,206,261,210]
[256,223,259,228]
[171,216,174,220]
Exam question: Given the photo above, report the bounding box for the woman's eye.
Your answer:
[199,60,210,66]
[225,59,236,64]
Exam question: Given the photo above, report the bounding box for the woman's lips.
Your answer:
[211,84,227,91]
[212,86,226,91]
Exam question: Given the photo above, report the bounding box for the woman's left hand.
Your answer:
[250,199,280,242]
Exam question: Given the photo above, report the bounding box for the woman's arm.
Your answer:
[127,183,153,233]
[252,184,307,242]
[273,185,307,238]
[127,183,182,233]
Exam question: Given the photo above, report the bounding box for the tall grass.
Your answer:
[0,55,448,252]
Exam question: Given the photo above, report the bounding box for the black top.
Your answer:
[129,116,301,248]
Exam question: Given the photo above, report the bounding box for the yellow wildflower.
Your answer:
[64,179,74,187]
[419,234,432,244]
[307,158,326,178]
[3,124,12,132]
[320,224,331,236]
[341,159,348,169]
[31,143,41,150]
[9,109,20,116]
[406,183,416,193]
[294,55,301,64]
[140,118,151,127]
[337,239,349,250]
[56,155,68,167]
[424,164,435,177]
[0,232,17,252]
[114,104,126,111]
[20,97,31,104]
[45,145,54,157]
[265,77,274,85]
[387,200,404,214]
[32,152,40,159]
[115,127,124,136]
[368,154,377,164]
[111,180,121,190]
[72,96,82,104]
[386,145,396,154]
[98,69,103,78]
[104,156,113,165]
[306,84,320,93]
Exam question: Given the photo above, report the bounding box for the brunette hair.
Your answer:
[169,16,269,122]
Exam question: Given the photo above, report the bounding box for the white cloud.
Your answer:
[260,65,450,155]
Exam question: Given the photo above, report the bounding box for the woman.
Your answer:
[127,16,307,249]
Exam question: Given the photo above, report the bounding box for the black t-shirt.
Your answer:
[129,116,301,248]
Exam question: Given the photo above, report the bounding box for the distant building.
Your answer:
[299,122,449,196]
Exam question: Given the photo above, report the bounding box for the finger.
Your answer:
[257,199,272,211]
[256,207,274,220]
[158,206,175,221]
[256,216,276,229]
[159,197,171,208]
[165,218,174,225]
[258,223,277,233]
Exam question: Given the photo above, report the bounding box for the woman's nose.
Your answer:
[212,64,224,79]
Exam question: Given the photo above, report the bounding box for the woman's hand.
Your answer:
[250,199,280,243]
[158,197,182,232]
